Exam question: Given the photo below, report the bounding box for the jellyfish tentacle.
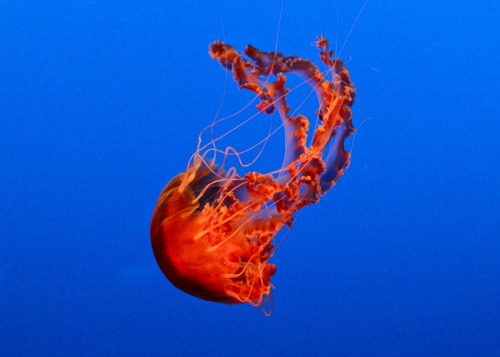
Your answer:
[151,37,355,312]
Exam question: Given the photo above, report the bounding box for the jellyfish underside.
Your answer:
[150,36,355,312]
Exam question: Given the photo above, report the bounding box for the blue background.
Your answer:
[1,1,498,356]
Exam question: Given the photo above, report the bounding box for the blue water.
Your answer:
[1,1,498,356]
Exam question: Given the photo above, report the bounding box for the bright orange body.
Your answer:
[150,166,276,306]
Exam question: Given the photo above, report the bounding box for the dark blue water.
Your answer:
[1,1,498,356]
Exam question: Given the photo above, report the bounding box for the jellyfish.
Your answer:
[150,36,355,314]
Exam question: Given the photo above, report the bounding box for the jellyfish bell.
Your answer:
[150,160,277,307]
[150,35,355,314]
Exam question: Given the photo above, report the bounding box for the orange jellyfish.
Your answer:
[150,36,355,313]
